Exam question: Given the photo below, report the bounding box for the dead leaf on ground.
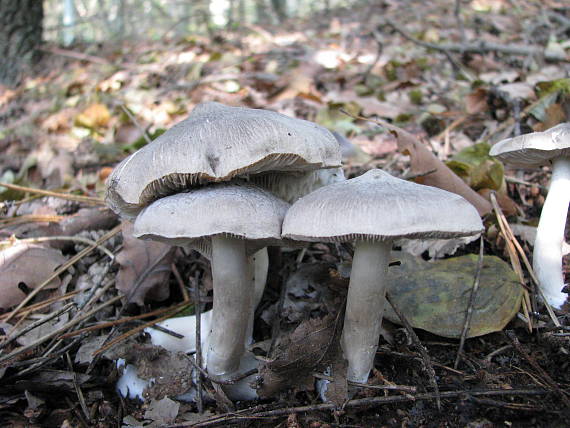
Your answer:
[0,242,66,310]
[384,252,523,338]
[144,397,180,426]
[375,119,492,215]
[74,103,111,130]
[258,314,336,398]
[116,222,175,306]
[327,90,406,120]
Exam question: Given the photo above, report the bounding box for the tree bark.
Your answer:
[0,0,44,87]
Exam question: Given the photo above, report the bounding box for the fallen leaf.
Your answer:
[327,90,406,120]
[144,397,180,425]
[0,243,66,310]
[258,314,336,398]
[74,103,111,130]
[446,142,504,191]
[465,87,489,114]
[384,252,523,338]
[116,222,175,305]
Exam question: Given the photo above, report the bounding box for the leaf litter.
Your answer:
[0,0,569,426]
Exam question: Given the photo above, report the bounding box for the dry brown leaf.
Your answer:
[41,108,75,133]
[465,87,489,114]
[376,119,492,215]
[328,90,405,120]
[258,314,336,398]
[0,243,67,310]
[75,103,111,129]
[116,222,175,305]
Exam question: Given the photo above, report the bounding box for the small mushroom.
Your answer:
[106,102,341,219]
[134,183,289,380]
[489,123,570,309]
[282,169,483,384]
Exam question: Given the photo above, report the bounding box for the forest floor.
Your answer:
[1,0,570,427]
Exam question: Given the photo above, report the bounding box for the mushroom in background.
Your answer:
[489,123,570,310]
[282,169,483,386]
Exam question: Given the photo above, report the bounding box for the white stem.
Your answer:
[533,157,570,310]
[207,236,253,379]
[341,240,391,384]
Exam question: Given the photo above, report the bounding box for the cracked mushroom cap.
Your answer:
[106,102,341,219]
[489,123,570,168]
[133,183,290,255]
[282,169,483,243]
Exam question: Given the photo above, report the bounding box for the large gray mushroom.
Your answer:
[106,102,341,219]
[134,183,289,380]
[489,123,570,310]
[282,169,483,385]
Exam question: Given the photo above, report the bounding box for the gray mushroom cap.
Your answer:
[106,102,341,219]
[133,183,290,254]
[282,169,483,243]
[489,122,570,168]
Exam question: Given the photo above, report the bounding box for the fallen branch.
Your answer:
[164,388,551,427]
[383,19,568,62]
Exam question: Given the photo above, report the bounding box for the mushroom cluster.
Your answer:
[106,102,343,384]
[107,102,484,400]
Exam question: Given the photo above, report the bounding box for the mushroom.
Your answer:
[134,183,289,380]
[106,101,341,220]
[489,123,570,309]
[117,250,269,402]
[282,169,483,384]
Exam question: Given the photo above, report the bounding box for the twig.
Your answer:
[267,263,292,358]
[0,295,123,366]
[386,294,441,411]
[194,272,204,414]
[0,290,80,321]
[119,104,152,145]
[454,235,484,369]
[383,19,567,61]
[92,302,190,355]
[40,46,114,66]
[382,19,468,79]
[171,262,190,302]
[0,303,75,349]
[489,192,562,328]
[0,214,64,227]
[57,304,187,340]
[164,388,549,427]
[311,372,416,393]
[504,175,547,190]
[1,235,115,260]
[4,225,121,323]
[0,182,104,205]
[66,352,90,423]
[454,0,467,50]
[484,344,513,363]
[504,330,570,407]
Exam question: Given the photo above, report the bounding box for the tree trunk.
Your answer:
[0,0,44,87]
[270,0,287,23]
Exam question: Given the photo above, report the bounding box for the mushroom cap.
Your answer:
[282,169,483,243]
[489,123,570,168]
[106,102,341,219]
[133,183,290,254]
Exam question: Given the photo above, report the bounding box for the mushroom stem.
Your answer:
[341,239,391,384]
[207,235,254,379]
[533,156,570,310]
